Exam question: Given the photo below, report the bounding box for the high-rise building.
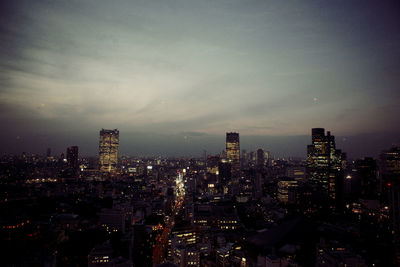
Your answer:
[206,155,220,175]
[379,147,400,265]
[66,146,79,171]
[256,148,265,169]
[278,179,298,203]
[379,146,400,187]
[264,150,270,167]
[355,157,378,199]
[99,129,119,173]
[306,128,345,201]
[226,132,240,178]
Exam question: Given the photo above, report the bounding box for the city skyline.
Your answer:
[1,0,400,158]
[0,128,399,159]
[1,1,400,265]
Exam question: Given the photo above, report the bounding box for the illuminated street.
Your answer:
[152,171,185,266]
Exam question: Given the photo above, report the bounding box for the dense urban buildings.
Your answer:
[0,128,399,266]
[99,129,119,173]
[1,0,399,266]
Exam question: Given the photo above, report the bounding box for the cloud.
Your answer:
[0,0,400,155]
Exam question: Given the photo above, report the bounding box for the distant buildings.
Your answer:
[99,129,119,173]
[226,132,240,178]
[306,128,345,201]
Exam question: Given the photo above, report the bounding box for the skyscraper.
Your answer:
[256,148,265,169]
[66,146,79,171]
[99,129,119,173]
[226,132,240,178]
[379,147,400,265]
[355,157,378,199]
[306,128,345,201]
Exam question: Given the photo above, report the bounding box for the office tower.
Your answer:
[379,147,400,265]
[306,128,345,201]
[355,157,378,199]
[286,166,306,182]
[226,132,240,178]
[278,179,298,203]
[218,159,231,187]
[206,155,220,175]
[264,150,270,167]
[46,148,51,157]
[66,146,79,171]
[256,148,265,169]
[379,146,400,187]
[254,172,263,198]
[99,129,119,173]
[241,149,248,169]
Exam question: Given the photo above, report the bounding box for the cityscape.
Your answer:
[1,128,400,266]
[1,1,400,267]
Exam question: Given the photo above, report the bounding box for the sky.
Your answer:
[0,0,399,158]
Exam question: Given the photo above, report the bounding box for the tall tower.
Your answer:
[226,132,240,178]
[379,147,400,265]
[256,148,265,169]
[99,129,119,173]
[307,128,345,201]
[66,146,79,171]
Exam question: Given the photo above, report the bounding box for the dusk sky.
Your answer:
[1,0,399,157]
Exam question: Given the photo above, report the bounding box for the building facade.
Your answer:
[306,128,345,201]
[226,132,240,178]
[380,147,400,265]
[99,129,119,173]
[256,148,264,169]
[66,146,79,171]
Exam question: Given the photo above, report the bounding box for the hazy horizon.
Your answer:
[1,129,399,160]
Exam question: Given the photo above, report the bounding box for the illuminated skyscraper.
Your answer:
[99,129,119,173]
[226,132,240,177]
[307,128,345,201]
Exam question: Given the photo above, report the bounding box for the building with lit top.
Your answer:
[226,132,240,178]
[99,129,119,173]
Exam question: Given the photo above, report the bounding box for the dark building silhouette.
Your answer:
[218,160,231,184]
[206,155,220,175]
[256,148,265,169]
[355,157,378,199]
[380,147,400,264]
[379,146,400,189]
[66,146,79,171]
